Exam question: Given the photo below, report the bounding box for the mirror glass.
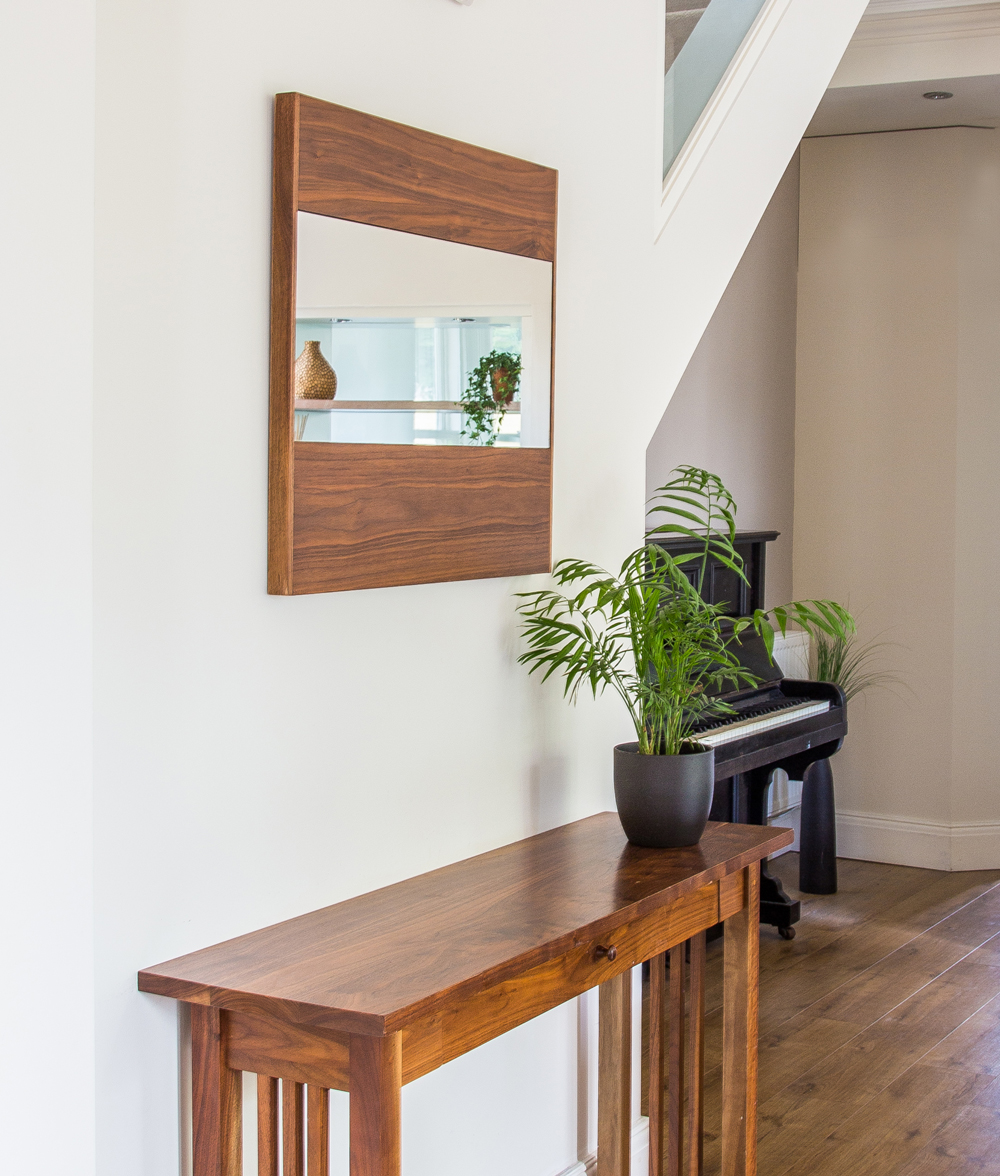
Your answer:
[294,212,552,448]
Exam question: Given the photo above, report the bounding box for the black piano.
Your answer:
[649,530,848,938]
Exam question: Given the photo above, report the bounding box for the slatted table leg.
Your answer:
[648,953,667,1176]
[284,1080,305,1176]
[667,944,686,1176]
[598,969,632,1176]
[190,1005,242,1176]
[686,932,705,1176]
[308,1085,330,1176]
[258,1076,279,1176]
[722,864,760,1176]
[350,1033,402,1176]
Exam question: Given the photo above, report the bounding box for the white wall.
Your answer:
[0,2,870,1174]
[646,155,800,609]
[0,2,97,1174]
[795,125,1000,870]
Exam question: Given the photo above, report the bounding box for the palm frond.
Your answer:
[516,465,861,755]
[645,465,746,592]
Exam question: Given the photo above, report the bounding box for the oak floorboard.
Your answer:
[894,1105,1000,1175]
[791,1064,994,1176]
[781,971,1000,1106]
[922,990,1000,1077]
[975,1079,1000,1109]
[648,853,1000,1176]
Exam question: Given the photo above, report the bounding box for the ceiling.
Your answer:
[805,74,1000,137]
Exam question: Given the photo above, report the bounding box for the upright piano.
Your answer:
[649,531,847,938]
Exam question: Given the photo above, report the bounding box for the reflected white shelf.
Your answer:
[294,399,521,413]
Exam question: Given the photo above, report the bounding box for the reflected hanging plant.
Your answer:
[460,350,522,446]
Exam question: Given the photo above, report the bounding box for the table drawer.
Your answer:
[401,879,721,1082]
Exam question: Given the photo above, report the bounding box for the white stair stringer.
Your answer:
[555,0,871,565]
[646,0,873,446]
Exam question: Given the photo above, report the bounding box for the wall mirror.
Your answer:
[268,93,558,595]
[295,214,552,448]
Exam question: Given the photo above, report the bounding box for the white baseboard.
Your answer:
[837,810,1000,871]
[562,1117,649,1176]
[768,803,801,856]
[629,1117,649,1176]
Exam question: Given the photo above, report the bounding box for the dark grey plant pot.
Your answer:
[613,742,715,848]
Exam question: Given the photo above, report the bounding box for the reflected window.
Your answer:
[294,316,530,446]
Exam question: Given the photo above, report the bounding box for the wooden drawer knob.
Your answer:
[595,944,617,962]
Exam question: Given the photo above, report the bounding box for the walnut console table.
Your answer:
[139,814,790,1176]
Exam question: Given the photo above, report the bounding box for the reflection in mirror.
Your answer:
[295,213,552,448]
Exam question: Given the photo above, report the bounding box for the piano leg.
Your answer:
[709,775,748,823]
[744,767,801,939]
[799,757,838,895]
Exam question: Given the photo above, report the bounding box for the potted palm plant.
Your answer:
[516,466,855,848]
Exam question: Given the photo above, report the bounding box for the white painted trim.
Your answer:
[837,809,1000,870]
[655,0,794,241]
[769,802,801,856]
[630,1113,650,1175]
[850,2,1000,45]
[952,822,1000,871]
[571,1117,650,1176]
[867,0,999,12]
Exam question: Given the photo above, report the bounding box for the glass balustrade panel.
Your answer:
[664,0,770,179]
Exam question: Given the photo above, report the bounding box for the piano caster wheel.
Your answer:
[778,926,796,940]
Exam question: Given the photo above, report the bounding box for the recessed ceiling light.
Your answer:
[923,91,954,100]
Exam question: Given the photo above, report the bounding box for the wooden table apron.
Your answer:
[138,815,790,1176]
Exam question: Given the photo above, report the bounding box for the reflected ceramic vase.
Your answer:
[613,742,715,848]
[295,340,338,400]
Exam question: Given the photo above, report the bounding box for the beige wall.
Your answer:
[646,157,800,609]
[795,126,1000,869]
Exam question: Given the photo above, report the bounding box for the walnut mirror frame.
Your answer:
[268,93,558,595]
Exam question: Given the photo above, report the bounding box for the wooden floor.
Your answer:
[649,853,1000,1175]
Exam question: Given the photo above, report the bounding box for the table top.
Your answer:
[139,814,791,1035]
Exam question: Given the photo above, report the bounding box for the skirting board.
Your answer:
[557,1117,649,1176]
[837,810,1000,871]
[768,803,801,857]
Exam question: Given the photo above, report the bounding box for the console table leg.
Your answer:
[667,944,686,1176]
[722,864,760,1176]
[190,1005,242,1176]
[308,1085,331,1176]
[350,1033,402,1176]
[686,933,705,1176]
[283,1081,305,1176]
[258,1076,279,1176]
[649,953,667,1175]
[598,969,632,1176]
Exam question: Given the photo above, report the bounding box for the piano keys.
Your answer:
[694,696,830,748]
